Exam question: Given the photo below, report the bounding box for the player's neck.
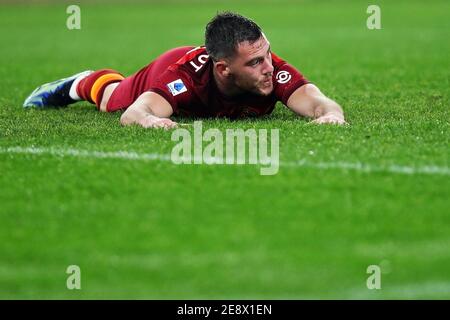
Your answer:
[212,67,245,98]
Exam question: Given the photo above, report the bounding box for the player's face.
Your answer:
[228,36,274,96]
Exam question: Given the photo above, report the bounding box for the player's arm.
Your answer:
[286,83,346,125]
[120,91,177,129]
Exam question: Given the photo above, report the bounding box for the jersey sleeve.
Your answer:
[146,69,193,115]
[271,52,309,105]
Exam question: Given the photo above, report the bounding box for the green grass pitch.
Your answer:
[0,0,449,299]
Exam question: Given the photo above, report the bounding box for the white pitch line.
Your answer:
[0,146,171,161]
[0,146,449,176]
[282,159,450,176]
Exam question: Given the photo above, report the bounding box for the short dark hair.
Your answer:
[205,12,263,61]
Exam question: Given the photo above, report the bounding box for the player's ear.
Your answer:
[215,60,231,77]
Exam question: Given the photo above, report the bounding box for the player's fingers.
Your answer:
[139,115,159,128]
[160,122,178,130]
[310,118,325,124]
[159,119,178,128]
[154,118,178,129]
[326,119,345,125]
[140,116,177,129]
[310,116,346,125]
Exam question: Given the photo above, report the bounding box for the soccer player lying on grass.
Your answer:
[23,12,346,129]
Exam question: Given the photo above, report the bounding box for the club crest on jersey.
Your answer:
[167,79,187,96]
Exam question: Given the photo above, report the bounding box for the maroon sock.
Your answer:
[76,69,124,108]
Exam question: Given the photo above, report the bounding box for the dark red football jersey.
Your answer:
[107,46,309,118]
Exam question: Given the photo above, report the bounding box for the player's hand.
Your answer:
[310,112,347,125]
[138,114,178,129]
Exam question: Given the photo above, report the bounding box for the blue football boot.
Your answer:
[23,70,92,108]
